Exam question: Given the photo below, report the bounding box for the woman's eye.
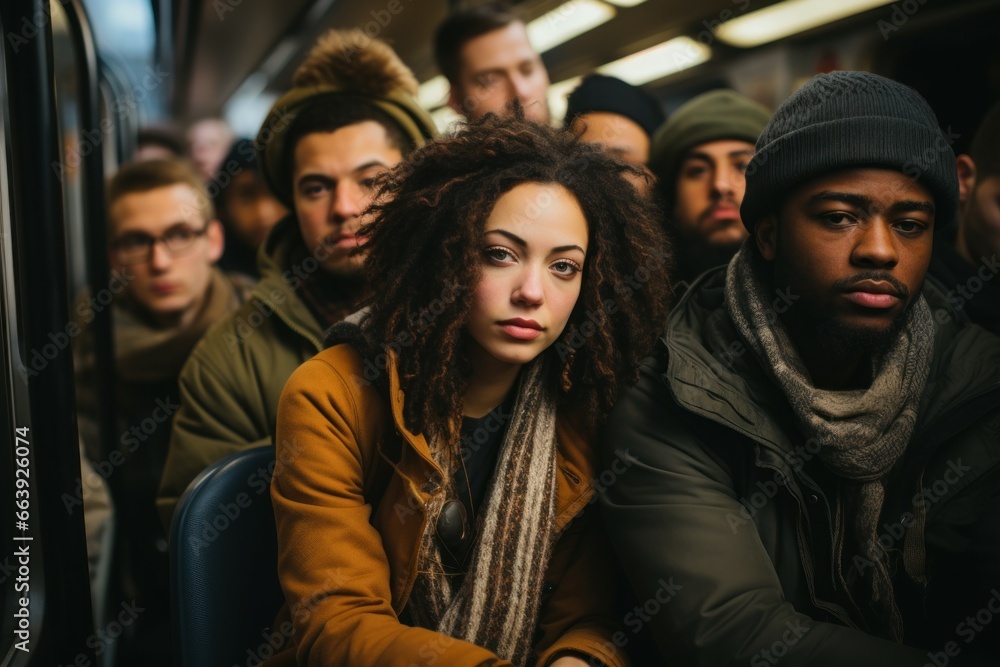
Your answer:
[484,246,513,262]
[551,260,582,276]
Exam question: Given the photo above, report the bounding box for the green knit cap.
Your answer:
[649,89,770,198]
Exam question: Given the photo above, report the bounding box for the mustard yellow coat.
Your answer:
[264,344,628,667]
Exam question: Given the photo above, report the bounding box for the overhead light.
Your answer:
[547,76,583,125]
[715,0,896,48]
[597,37,711,85]
[602,0,648,6]
[418,75,450,110]
[527,0,616,53]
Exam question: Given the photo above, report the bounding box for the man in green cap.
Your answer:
[156,30,437,526]
[650,89,770,287]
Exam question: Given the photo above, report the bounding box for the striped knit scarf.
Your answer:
[407,359,558,665]
[724,246,933,640]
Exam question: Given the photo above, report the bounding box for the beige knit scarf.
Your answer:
[407,359,558,665]
[724,247,933,640]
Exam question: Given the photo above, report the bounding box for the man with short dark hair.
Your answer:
[603,72,1000,665]
[157,30,437,525]
[434,2,550,124]
[649,90,770,286]
[930,102,1000,334]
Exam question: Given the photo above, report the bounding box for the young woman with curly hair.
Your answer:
[264,113,670,667]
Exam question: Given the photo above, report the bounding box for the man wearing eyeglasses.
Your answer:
[74,157,254,662]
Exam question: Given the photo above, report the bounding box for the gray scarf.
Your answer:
[724,247,933,639]
[407,359,558,665]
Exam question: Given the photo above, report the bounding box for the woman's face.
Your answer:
[466,182,589,370]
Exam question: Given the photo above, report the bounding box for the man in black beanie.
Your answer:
[601,71,1000,666]
[564,74,665,168]
[930,102,1000,335]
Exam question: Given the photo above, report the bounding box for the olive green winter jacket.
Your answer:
[601,267,1000,666]
[156,217,326,527]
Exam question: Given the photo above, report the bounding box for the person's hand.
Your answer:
[549,657,591,667]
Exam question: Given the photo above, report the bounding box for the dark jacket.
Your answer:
[601,266,1000,666]
[928,227,1000,335]
[156,216,326,526]
[264,344,628,666]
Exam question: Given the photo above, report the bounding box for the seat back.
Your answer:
[170,446,286,667]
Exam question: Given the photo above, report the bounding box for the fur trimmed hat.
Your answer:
[741,71,959,233]
[256,30,438,207]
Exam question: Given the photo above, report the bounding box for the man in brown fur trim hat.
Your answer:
[157,30,437,525]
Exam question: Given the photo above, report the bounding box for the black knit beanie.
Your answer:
[564,74,666,137]
[741,71,959,233]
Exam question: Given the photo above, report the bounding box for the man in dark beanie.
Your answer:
[157,30,437,525]
[564,74,665,167]
[930,101,1000,334]
[602,71,1000,666]
[650,89,770,286]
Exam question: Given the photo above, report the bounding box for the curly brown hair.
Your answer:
[360,112,671,442]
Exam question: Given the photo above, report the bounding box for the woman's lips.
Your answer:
[499,319,544,340]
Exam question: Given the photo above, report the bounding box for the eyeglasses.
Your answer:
[111,224,209,265]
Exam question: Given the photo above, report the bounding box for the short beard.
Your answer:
[793,297,914,361]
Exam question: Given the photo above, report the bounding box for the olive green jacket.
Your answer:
[156,217,326,527]
[602,267,1000,666]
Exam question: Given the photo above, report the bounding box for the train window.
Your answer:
[52,0,88,296]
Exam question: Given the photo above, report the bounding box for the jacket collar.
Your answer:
[252,215,327,350]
